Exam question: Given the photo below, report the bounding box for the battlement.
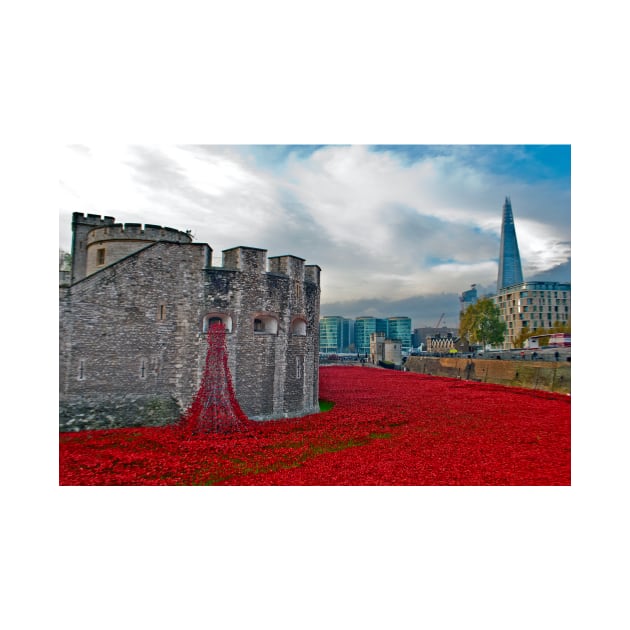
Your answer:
[72,212,116,227]
[87,223,193,245]
[222,247,268,272]
[305,265,321,286]
[268,255,305,279]
[220,248,320,285]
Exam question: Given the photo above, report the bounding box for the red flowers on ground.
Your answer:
[59,366,570,485]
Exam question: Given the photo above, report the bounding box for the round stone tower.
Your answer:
[71,213,193,281]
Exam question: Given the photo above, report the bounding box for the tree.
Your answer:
[59,249,71,271]
[513,319,571,349]
[513,326,532,349]
[459,297,507,349]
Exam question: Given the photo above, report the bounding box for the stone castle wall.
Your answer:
[404,356,571,394]
[60,215,320,431]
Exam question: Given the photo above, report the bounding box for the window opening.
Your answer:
[291,318,307,335]
[253,315,278,334]
[96,248,106,266]
[203,314,232,333]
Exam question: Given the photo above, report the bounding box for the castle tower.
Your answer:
[70,212,116,283]
[497,196,523,291]
[60,214,320,430]
[70,212,194,282]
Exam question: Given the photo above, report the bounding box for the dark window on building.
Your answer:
[253,315,278,334]
[78,360,85,381]
[158,304,166,320]
[96,248,106,266]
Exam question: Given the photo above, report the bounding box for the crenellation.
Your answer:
[304,265,321,286]
[87,223,192,244]
[222,246,268,272]
[268,255,305,279]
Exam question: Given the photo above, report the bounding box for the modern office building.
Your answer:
[319,316,353,353]
[386,316,412,354]
[321,315,414,355]
[460,284,478,311]
[497,197,523,291]
[354,317,387,355]
[494,281,571,349]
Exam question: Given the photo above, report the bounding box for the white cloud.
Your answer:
[58,144,571,307]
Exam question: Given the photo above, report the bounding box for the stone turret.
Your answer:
[70,213,194,281]
[70,213,116,283]
[84,222,193,277]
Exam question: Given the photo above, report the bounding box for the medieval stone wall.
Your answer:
[59,218,320,431]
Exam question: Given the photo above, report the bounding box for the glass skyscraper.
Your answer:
[460,284,478,311]
[319,316,353,353]
[497,197,523,291]
[386,316,412,353]
[354,317,387,355]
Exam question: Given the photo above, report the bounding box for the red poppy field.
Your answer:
[59,366,571,485]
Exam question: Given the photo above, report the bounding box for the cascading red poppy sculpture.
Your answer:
[179,321,253,434]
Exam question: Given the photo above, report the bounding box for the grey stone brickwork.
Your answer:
[59,213,320,431]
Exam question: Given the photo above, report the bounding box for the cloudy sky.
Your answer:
[59,144,570,329]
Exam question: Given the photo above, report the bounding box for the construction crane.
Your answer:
[435,313,445,328]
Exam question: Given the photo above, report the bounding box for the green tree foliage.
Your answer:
[513,327,532,349]
[459,297,507,348]
[513,319,571,348]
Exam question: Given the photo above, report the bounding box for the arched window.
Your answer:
[290,317,307,336]
[253,314,278,335]
[202,313,232,333]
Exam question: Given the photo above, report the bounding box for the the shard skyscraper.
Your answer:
[497,196,523,291]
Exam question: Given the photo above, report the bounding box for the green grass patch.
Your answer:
[369,432,392,440]
[319,399,335,412]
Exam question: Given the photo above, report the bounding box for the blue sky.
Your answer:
[59,144,570,329]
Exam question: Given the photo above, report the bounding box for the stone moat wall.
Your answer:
[404,356,571,394]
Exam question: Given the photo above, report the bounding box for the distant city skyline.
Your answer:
[59,145,570,329]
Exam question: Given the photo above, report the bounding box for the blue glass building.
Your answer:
[354,317,387,355]
[460,284,478,311]
[386,316,412,354]
[319,316,353,353]
[497,197,523,291]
